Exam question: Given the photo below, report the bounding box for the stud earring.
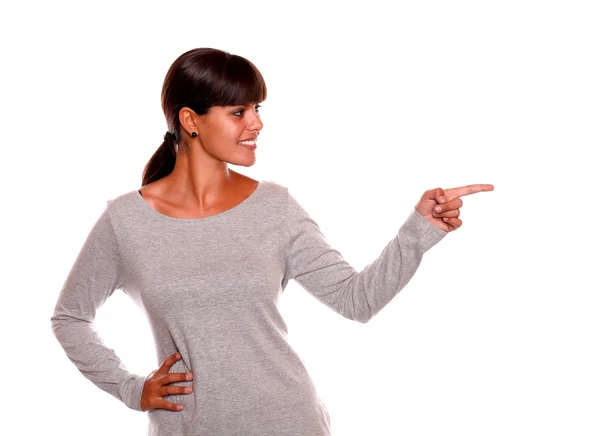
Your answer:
[191,132,197,138]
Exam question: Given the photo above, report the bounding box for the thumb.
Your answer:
[435,188,446,203]
[424,187,446,203]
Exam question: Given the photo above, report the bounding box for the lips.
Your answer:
[238,133,259,143]
[240,142,257,150]
[238,138,257,151]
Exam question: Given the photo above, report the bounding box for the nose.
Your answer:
[247,109,263,133]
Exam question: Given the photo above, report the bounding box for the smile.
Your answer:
[238,140,257,151]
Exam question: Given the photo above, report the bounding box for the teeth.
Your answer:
[238,140,256,145]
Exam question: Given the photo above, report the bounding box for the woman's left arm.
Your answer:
[281,183,494,324]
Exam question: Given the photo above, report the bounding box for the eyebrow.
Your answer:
[231,103,260,108]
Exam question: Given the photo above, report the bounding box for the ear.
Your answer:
[179,107,201,136]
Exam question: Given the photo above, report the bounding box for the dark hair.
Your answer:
[141,48,267,186]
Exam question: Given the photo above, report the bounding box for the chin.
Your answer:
[231,158,256,168]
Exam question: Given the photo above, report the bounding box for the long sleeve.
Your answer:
[51,202,146,411]
[282,190,448,323]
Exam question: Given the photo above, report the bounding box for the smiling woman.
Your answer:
[50,46,493,436]
[143,48,267,186]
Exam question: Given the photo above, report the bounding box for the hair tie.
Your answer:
[164,131,178,143]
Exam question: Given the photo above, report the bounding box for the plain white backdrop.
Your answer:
[2,0,599,435]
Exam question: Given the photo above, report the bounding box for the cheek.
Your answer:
[214,120,243,143]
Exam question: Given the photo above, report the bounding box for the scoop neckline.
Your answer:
[133,181,264,223]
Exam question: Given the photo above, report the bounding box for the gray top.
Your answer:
[51,180,447,436]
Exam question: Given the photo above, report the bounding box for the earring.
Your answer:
[191,132,197,138]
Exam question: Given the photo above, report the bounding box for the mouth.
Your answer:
[238,139,257,150]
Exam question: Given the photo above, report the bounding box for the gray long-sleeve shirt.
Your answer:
[51,180,447,436]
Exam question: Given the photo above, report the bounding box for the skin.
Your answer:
[141,353,192,412]
[139,102,263,217]
[140,102,494,411]
[416,184,495,232]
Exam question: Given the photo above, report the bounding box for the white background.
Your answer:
[2,0,599,435]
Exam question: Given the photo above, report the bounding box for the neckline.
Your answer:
[133,181,264,223]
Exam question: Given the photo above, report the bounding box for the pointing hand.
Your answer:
[415,184,495,232]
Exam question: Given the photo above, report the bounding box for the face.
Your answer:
[193,103,263,166]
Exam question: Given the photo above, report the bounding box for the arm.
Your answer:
[50,202,146,410]
[282,189,447,323]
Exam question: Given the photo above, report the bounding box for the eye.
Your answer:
[232,104,261,117]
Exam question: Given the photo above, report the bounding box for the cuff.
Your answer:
[120,374,148,411]
[398,208,448,252]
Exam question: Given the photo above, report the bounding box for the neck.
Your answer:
[159,149,241,210]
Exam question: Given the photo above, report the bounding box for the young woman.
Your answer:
[51,47,494,436]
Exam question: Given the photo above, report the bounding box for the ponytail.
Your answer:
[143,48,267,187]
[141,134,177,187]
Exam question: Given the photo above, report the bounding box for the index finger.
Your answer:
[159,352,182,372]
[445,184,494,199]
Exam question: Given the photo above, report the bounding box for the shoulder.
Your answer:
[259,179,288,195]
[258,180,295,211]
[106,189,139,207]
[103,188,142,222]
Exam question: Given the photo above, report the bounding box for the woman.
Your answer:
[51,47,493,436]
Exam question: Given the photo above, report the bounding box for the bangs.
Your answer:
[174,49,268,115]
[207,55,267,107]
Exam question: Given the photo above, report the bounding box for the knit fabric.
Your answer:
[51,180,447,435]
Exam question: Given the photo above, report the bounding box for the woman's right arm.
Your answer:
[50,203,147,411]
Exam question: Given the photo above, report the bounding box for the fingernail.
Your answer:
[176,352,181,359]
[185,387,193,393]
[435,206,442,213]
[443,217,449,222]
[186,373,193,380]
[439,196,446,203]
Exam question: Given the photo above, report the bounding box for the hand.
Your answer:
[415,184,495,232]
[140,352,194,412]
